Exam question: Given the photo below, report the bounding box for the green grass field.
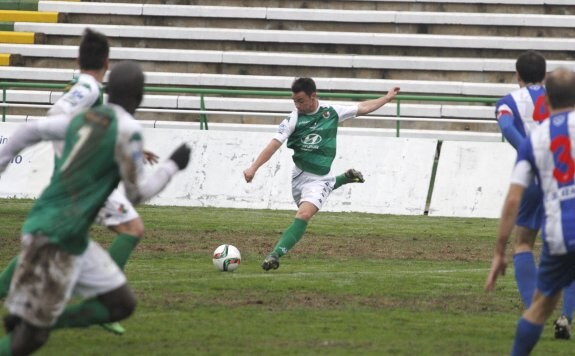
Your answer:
[0,199,572,355]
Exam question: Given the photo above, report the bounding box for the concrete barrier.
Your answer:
[0,123,53,198]
[0,122,518,217]
[0,122,437,215]
[428,141,516,218]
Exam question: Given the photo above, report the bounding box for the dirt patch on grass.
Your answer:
[143,289,519,315]
[133,229,496,262]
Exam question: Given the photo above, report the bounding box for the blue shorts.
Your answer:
[537,244,575,296]
[516,181,543,231]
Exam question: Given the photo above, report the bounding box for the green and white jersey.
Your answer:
[1,105,147,255]
[25,105,142,254]
[274,101,357,175]
[48,73,104,158]
[0,104,180,255]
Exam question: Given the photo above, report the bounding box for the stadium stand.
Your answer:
[0,31,42,44]
[34,3,575,29]
[0,0,78,11]
[0,9,59,22]
[1,0,574,133]
[0,53,22,66]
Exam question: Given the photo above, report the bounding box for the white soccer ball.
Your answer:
[212,244,241,272]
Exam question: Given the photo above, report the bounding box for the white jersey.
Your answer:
[512,110,575,255]
[48,73,103,157]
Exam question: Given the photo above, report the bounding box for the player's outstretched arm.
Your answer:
[356,87,400,116]
[121,141,191,205]
[0,115,69,173]
[485,184,524,292]
[497,113,524,149]
[244,139,282,183]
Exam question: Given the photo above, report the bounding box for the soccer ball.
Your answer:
[212,244,241,272]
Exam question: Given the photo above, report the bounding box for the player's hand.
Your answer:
[143,150,159,165]
[169,144,191,170]
[243,167,256,183]
[485,254,507,292]
[385,87,400,101]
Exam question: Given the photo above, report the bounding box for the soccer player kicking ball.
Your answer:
[486,68,575,355]
[244,77,399,271]
[0,61,191,356]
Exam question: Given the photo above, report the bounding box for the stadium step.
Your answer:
[0,0,78,11]
[0,10,59,23]
[0,31,44,44]
[0,53,22,65]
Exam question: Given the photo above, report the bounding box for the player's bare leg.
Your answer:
[0,316,50,355]
[53,284,137,330]
[101,217,144,334]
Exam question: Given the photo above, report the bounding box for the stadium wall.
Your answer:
[0,122,514,218]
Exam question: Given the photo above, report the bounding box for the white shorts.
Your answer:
[5,235,126,327]
[291,167,335,210]
[95,189,139,227]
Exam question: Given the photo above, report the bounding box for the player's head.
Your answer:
[545,68,575,111]
[78,28,109,72]
[515,50,546,85]
[291,77,318,114]
[107,61,144,115]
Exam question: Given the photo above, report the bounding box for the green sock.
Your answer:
[108,234,140,270]
[0,256,18,299]
[52,298,111,329]
[333,173,348,190]
[272,218,308,258]
[0,334,11,356]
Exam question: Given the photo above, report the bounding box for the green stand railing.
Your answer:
[0,82,499,136]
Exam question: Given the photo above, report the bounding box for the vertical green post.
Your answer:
[2,85,6,122]
[199,94,208,130]
[395,99,401,137]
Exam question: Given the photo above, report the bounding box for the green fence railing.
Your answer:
[0,82,499,136]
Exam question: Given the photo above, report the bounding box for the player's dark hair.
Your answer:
[545,68,575,109]
[107,61,144,115]
[515,50,546,84]
[291,77,316,96]
[78,28,109,71]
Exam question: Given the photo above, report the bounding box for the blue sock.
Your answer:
[562,282,575,322]
[512,317,543,356]
[514,251,537,308]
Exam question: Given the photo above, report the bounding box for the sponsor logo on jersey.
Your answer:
[553,114,566,126]
[63,89,85,106]
[302,133,322,145]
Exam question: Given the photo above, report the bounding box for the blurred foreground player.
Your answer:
[0,61,190,355]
